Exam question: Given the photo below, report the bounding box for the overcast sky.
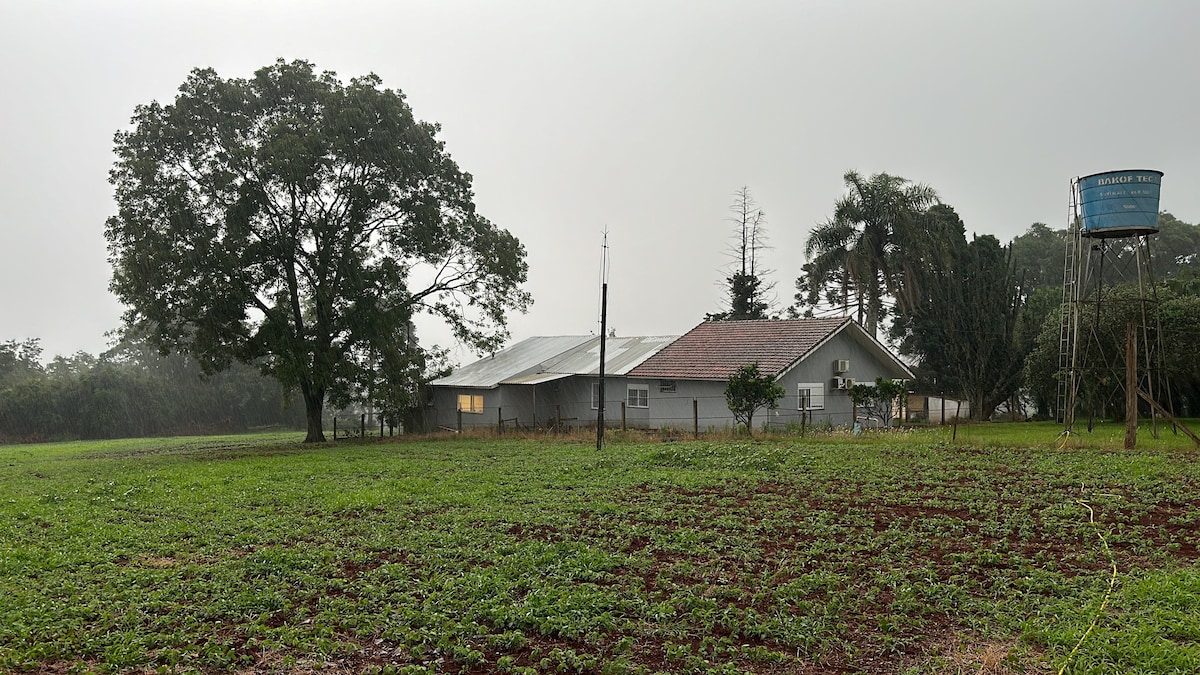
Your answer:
[2,0,1198,364]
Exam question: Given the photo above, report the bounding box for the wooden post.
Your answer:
[802,403,807,438]
[953,401,961,441]
[1125,322,1137,450]
[333,417,337,439]
[360,413,366,438]
[498,406,503,435]
[693,398,699,438]
[380,416,385,437]
[621,401,626,431]
[457,409,462,433]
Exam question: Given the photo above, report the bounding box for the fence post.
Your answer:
[361,413,366,438]
[380,416,385,437]
[556,404,561,430]
[498,406,503,435]
[333,417,337,439]
[621,401,626,431]
[457,409,462,433]
[693,398,699,438]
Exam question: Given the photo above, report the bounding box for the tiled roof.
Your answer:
[626,318,852,380]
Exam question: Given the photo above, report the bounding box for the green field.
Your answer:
[2,426,1198,674]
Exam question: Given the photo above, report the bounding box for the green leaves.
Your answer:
[848,376,905,426]
[5,433,1200,672]
[724,363,785,436]
[106,60,530,441]
[797,171,939,336]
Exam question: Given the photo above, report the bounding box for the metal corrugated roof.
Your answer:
[501,371,573,385]
[537,335,678,377]
[430,335,594,388]
[432,334,681,388]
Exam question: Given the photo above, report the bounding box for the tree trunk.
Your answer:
[972,393,989,421]
[301,382,326,442]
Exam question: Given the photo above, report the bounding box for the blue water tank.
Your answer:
[1077,169,1163,238]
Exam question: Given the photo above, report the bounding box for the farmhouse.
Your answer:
[429,318,913,431]
[428,334,677,431]
[626,318,913,430]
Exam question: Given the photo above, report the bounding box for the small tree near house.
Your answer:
[850,376,907,428]
[725,362,786,436]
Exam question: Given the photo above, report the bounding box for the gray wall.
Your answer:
[430,376,638,430]
[628,329,906,431]
[429,329,908,432]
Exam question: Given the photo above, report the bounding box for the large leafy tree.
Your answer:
[1008,222,1066,294]
[797,171,938,336]
[1149,212,1200,279]
[0,339,44,390]
[892,225,1029,420]
[106,60,530,442]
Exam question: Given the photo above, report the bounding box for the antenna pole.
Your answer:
[597,231,609,451]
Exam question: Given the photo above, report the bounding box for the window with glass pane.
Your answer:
[457,394,484,414]
[797,383,825,410]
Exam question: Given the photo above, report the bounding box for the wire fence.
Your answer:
[426,390,968,436]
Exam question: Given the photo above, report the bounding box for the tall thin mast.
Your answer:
[597,231,609,451]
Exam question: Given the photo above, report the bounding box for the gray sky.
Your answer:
[2,0,1198,364]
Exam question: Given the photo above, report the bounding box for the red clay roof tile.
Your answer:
[627,318,851,380]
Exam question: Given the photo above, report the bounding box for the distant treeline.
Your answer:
[0,336,305,443]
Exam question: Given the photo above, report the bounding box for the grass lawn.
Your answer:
[1,424,1198,674]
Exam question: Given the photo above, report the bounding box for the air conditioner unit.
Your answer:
[834,359,850,374]
[833,377,847,390]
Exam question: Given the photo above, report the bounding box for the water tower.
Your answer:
[1057,169,1168,433]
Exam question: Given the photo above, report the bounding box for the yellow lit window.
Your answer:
[457,394,484,414]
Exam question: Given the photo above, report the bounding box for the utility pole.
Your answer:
[597,230,609,451]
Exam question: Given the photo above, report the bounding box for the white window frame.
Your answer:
[627,384,649,409]
[591,382,601,410]
[457,394,484,414]
[797,382,825,411]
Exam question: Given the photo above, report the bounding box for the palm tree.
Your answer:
[799,171,938,336]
